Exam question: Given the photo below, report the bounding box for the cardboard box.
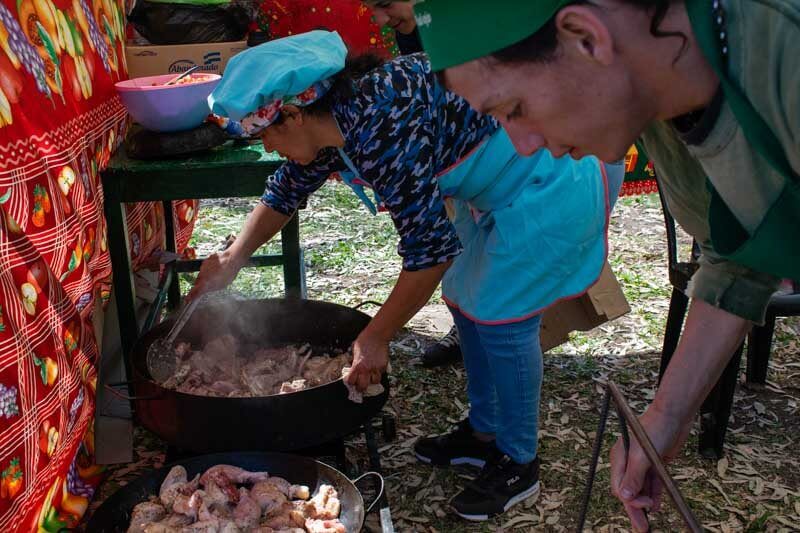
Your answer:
[125,41,247,79]
[540,262,630,352]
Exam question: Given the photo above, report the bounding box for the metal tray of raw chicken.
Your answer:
[86,451,384,532]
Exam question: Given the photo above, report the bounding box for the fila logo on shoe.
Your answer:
[507,476,520,486]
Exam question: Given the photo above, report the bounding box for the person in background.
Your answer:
[363,0,423,54]
[362,0,461,367]
[257,0,396,57]
[411,1,799,531]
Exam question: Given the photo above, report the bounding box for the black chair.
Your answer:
[656,180,800,459]
[745,287,800,388]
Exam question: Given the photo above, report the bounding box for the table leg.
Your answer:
[102,180,138,378]
[281,211,305,299]
[162,200,181,309]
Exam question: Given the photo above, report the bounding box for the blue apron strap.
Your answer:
[337,148,380,216]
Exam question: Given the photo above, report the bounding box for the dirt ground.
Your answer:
[87,188,800,532]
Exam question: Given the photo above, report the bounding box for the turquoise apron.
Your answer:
[437,129,608,323]
[687,0,800,281]
[337,147,382,215]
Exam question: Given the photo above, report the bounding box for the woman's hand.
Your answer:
[186,250,245,302]
[342,262,450,392]
[185,203,292,303]
[346,333,390,392]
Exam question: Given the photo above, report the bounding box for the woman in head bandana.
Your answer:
[193,30,622,521]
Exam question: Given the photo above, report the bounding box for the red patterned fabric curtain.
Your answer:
[0,0,195,529]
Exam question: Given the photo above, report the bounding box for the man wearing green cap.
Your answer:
[414,0,799,530]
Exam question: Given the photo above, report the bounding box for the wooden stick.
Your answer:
[607,381,703,533]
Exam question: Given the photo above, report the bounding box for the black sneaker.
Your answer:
[421,326,462,368]
[414,419,494,467]
[451,452,541,521]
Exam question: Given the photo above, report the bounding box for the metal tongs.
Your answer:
[577,381,702,532]
[146,290,249,383]
[146,296,203,384]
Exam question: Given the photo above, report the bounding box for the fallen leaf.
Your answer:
[774,516,800,529]
[750,477,765,496]
[717,457,729,478]
[543,499,564,511]
[709,479,733,505]
[704,502,720,516]
[501,513,539,529]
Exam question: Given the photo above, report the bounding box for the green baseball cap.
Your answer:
[414,0,571,70]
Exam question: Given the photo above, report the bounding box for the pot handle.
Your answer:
[351,471,385,515]
[353,300,383,311]
[104,381,164,401]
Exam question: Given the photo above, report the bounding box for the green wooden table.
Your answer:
[102,140,305,365]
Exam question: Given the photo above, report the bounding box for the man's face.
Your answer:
[443,55,645,163]
[440,3,659,163]
[368,2,416,34]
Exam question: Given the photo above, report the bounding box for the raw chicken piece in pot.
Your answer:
[233,487,261,529]
[200,465,271,485]
[203,478,233,508]
[279,379,307,394]
[302,484,341,520]
[305,518,347,533]
[159,466,200,508]
[179,518,221,532]
[142,512,193,532]
[127,500,166,533]
[172,490,207,519]
[260,502,306,530]
[250,480,288,516]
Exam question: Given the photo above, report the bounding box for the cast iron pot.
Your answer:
[86,451,383,532]
[119,298,389,453]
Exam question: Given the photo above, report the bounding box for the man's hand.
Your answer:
[346,333,390,392]
[609,299,751,531]
[610,406,692,532]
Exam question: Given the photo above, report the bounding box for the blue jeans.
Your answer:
[449,307,543,464]
[604,161,625,212]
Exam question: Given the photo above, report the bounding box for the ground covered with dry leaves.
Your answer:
[88,186,800,532]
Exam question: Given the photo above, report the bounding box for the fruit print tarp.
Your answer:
[0,0,197,529]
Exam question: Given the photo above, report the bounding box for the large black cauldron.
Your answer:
[126,298,389,453]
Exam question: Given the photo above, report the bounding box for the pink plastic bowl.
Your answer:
[115,74,221,133]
